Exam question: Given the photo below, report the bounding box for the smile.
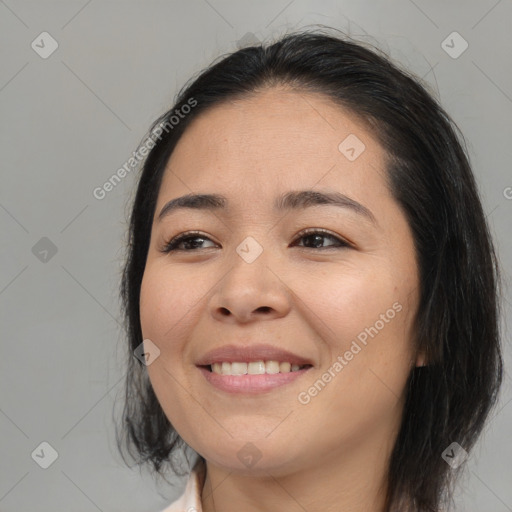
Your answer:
[197,364,312,394]
[209,361,310,375]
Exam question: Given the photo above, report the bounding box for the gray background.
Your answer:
[1,1,511,511]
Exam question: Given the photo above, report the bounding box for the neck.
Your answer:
[200,427,395,512]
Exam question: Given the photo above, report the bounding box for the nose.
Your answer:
[209,247,291,324]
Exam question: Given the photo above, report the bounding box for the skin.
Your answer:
[139,87,425,512]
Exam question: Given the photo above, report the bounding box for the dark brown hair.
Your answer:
[116,27,503,511]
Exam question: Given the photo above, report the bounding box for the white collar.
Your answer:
[160,458,205,512]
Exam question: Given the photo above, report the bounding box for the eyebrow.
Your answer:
[157,190,377,225]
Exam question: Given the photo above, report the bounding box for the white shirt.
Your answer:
[160,458,206,512]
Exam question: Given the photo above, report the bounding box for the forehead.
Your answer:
[159,88,388,204]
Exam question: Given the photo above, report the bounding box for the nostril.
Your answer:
[257,306,272,313]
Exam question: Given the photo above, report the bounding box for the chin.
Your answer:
[196,437,301,476]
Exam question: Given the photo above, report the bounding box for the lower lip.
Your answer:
[197,366,312,394]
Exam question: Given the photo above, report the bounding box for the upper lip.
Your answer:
[195,344,314,366]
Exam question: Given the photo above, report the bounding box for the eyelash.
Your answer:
[161,228,352,253]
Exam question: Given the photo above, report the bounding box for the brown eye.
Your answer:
[293,229,351,249]
[161,229,351,253]
[162,232,217,252]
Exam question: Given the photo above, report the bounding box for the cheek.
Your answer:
[297,264,407,347]
[296,264,415,396]
[139,265,208,436]
[139,264,205,351]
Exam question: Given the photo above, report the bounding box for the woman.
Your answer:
[116,28,503,512]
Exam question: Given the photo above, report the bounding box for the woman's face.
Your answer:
[140,88,422,476]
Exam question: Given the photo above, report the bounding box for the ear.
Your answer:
[415,352,427,367]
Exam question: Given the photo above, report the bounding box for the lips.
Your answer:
[195,343,314,367]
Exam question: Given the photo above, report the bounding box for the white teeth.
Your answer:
[265,361,280,374]
[248,361,266,375]
[209,361,308,376]
[279,362,291,373]
[231,362,248,375]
